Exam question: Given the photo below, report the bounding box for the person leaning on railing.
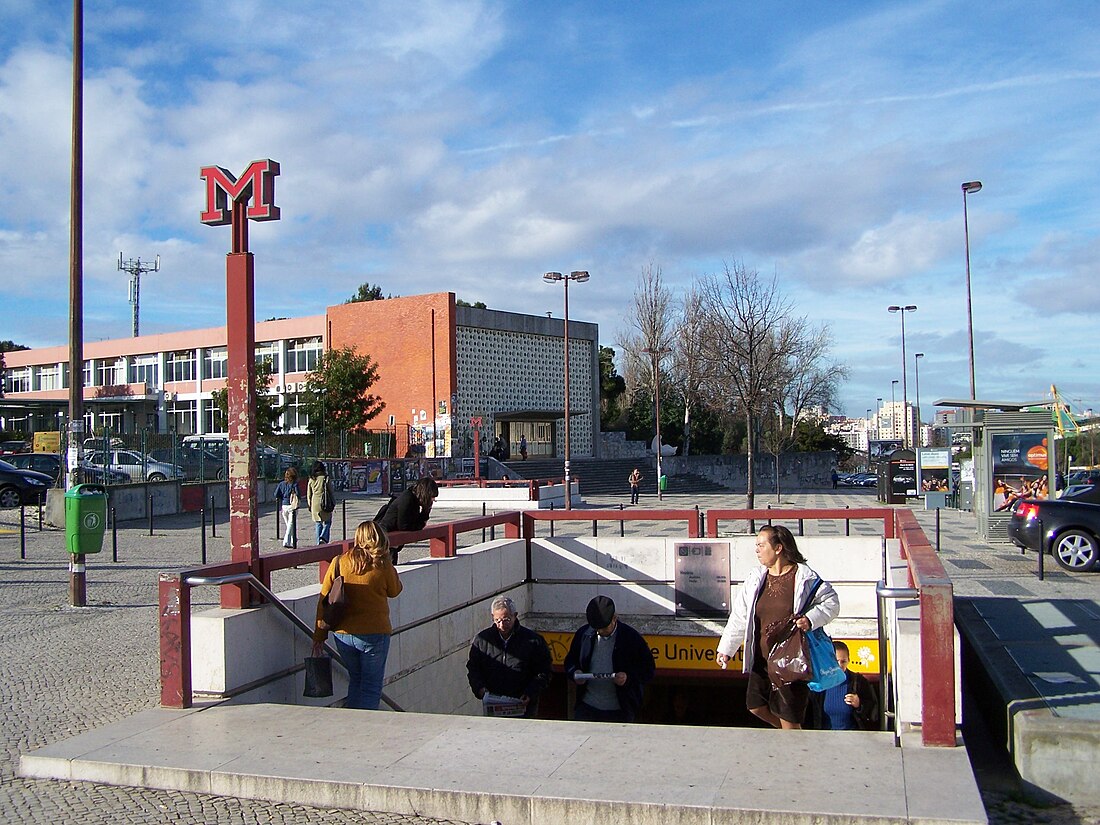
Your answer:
[376,476,439,564]
[311,521,402,710]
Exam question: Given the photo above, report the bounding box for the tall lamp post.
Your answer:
[866,408,873,471]
[543,270,590,510]
[914,353,924,448]
[642,346,671,499]
[962,181,982,400]
[888,304,917,449]
[891,380,899,442]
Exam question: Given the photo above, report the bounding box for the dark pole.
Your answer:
[210,494,216,537]
[563,277,572,510]
[111,507,117,562]
[68,0,86,607]
[148,491,154,536]
[431,308,437,459]
[962,181,982,400]
[201,507,207,564]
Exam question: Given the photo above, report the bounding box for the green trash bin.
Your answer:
[659,474,668,492]
[65,483,107,555]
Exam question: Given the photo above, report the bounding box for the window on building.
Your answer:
[37,364,62,391]
[129,354,159,387]
[286,337,323,373]
[5,367,30,394]
[167,399,197,435]
[166,350,197,383]
[83,360,93,388]
[203,347,227,380]
[96,359,124,387]
[98,411,123,433]
[284,393,310,431]
[255,342,280,374]
[202,399,225,434]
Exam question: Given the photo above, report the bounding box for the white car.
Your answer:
[85,449,184,482]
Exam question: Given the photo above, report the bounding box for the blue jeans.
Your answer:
[315,518,332,544]
[333,633,390,710]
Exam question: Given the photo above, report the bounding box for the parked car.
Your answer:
[4,452,130,485]
[840,472,877,487]
[150,445,227,481]
[0,440,27,455]
[181,435,298,478]
[84,449,184,482]
[1059,484,1100,505]
[0,459,53,507]
[1008,497,1100,572]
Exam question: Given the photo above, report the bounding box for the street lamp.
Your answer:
[888,304,917,449]
[642,346,671,500]
[543,270,590,509]
[891,380,899,442]
[914,353,924,448]
[962,180,982,400]
[866,408,873,471]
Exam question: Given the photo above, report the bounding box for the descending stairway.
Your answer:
[504,457,732,495]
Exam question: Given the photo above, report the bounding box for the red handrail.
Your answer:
[705,507,894,538]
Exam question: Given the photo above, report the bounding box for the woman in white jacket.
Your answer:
[716,525,839,729]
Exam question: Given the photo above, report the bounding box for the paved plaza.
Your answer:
[2,486,1098,824]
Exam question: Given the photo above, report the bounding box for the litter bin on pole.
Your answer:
[659,474,668,492]
[65,483,107,555]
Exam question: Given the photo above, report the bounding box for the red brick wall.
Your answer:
[326,292,457,428]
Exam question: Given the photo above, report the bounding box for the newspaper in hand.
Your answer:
[572,672,616,682]
[482,692,526,717]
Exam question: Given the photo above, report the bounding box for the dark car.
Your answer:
[4,453,129,485]
[1008,497,1100,572]
[0,440,27,455]
[0,459,53,507]
[150,446,226,481]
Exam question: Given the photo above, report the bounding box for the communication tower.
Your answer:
[118,252,160,337]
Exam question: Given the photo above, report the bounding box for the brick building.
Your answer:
[0,292,601,460]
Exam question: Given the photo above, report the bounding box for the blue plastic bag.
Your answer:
[806,628,846,692]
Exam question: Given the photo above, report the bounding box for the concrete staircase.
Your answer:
[506,457,731,496]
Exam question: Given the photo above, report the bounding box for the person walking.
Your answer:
[312,521,402,710]
[715,525,839,730]
[628,467,643,505]
[274,467,300,548]
[519,434,528,460]
[307,460,335,544]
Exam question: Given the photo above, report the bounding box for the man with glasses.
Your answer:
[564,595,656,723]
[466,596,553,718]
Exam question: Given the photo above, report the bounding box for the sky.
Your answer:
[2,1,1099,420]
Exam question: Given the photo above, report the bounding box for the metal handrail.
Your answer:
[183,571,404,712]
[876,582,919,739]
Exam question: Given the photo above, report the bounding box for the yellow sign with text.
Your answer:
[541,631,879,674]
[33,432,61,453]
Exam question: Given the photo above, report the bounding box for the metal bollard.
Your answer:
[342,499,347,541]
[549,502,555,538]
[19,504,26,560]
[210,495,217,538]
[482,503,487,543]
[1037,517,1045,581]
[275,502,280,539]
[201,507,208,565]
[845,505,851,536]
[490,522,496,541]
[798,518,804,536]
[935,507,941,553]
[619,503,625,537]
[592,519,598,537]
[38,499,43,531]
[111,507,118,563]
[148,492,154,537]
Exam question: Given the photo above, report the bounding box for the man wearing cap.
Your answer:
[564,596,656,723]
[466,595,553,718]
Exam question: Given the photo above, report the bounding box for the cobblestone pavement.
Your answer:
[1,488,1098,824]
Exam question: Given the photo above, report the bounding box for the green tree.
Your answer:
[345,282,391,303]
[599,346,627,430]
[210,359,286,438]
[455,298,487,308]
[300,346,385,434]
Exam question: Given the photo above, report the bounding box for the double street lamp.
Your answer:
[543,270,590,510]
[887,305,917,449]
[962,181,982,400]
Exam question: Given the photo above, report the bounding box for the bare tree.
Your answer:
[698,263,795,509]
[620,264,674,451]
[670,283,707,456]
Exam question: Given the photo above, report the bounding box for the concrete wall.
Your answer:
[45,478,266,528]
[433,481,580,511]
[662,451,838,490]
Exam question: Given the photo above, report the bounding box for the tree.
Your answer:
[455,298,487,308]
[620,264,675,451]
[698,263,799,509]
[671,284,708,456]
[345,282,391,303]
[599,346,627,430]
[210,359,285,438]
[300,346,385,435]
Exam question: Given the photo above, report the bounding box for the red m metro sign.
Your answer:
[199,159,281,225]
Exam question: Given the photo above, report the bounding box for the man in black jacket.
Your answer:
[466,596,553,718]
[564,596,656,723]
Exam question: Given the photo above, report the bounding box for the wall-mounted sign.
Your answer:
[674,541,730,618]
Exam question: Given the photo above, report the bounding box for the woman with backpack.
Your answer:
[307,461,336,544]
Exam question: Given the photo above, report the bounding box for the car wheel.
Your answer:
[0,486,21,508]
[1052,529,1100,573]
[149,472,167,483]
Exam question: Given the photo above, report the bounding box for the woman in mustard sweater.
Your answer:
[312,521,402,710]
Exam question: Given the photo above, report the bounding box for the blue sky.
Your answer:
[2,1,1099,419]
